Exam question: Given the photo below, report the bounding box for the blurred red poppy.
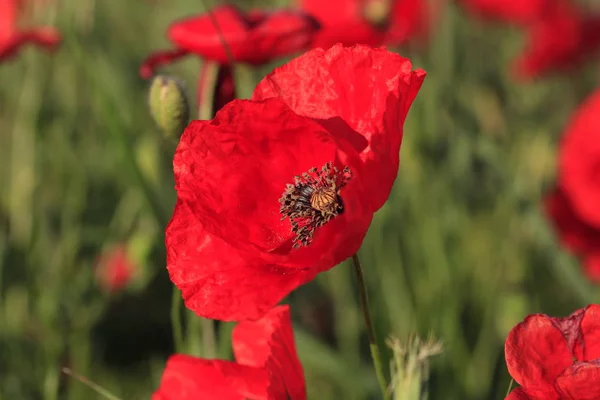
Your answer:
[95,246,136,293]
[0,0,60,61]
[458,0,551,25]
[558,89,600,228]
[297,0,429,49]
[166,44,425,321]
[140,5,319,113]
[512,2,600,79]
[504,305,600,399]
[544,189,600,283]
[153,305,306,400]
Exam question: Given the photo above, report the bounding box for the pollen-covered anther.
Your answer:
[279,162,352,248]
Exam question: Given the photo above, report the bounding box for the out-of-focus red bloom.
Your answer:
[0,0,60,61]
[298,0,429,49]
[544,189,600,283]
[95,246,136,292]
[153,305,306,400]
[140,5,319,113]
[166,44,425,321]
[504,305,600,399]
[457,0,551,25]
[512,2,600,79]
[558,89,600,228]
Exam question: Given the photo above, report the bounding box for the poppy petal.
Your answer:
[555,361,600,400]
[583,254,600,285]
[505,387,533,400]
[253,43,426,211]
[233,305,306,400]
[559,89,600,228]
[505,314,572,394]
[152,354,269,400]
[576,304,600,361]
[543,188,600,255]
[0,0,17,40]
[166,201,319,321]
[139,48,190,79]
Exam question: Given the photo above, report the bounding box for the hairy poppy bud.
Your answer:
[387,335,443,400]
[148,76,190,139]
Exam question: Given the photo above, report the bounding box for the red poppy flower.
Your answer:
[152,305,306,400]
[0,0,60,61]
[558,89,600,228]
[544,188,600,283]
[504,304,600,399]
[512,2,600,79]
[140,5,319,114]
[166,44,425,321]
[457,0,551,25]
[95,246,136,293]
[298,0,429,50]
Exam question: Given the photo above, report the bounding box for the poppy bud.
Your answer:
[386,335,443,400]
[363,0,392,28]
[148,76,190,139]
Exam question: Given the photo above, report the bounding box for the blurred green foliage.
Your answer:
[1,0,600,399]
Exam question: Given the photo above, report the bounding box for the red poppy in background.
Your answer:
[504,304,600,399]
[140,5,319,113]
[512,2,600,80]
[457,0,551,25]
[298,0,429,50]
[153,305,306,400]
[558,89,600,229]
[95,246,136,293]
[0,0,60,61]
[544,189,600,283]
[166,44,425,321]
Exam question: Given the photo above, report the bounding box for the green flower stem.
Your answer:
[352,253,390,400]
[197,60,220,121]
[62,368,122,400]
[171,286,185,353]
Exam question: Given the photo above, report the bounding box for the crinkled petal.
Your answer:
[166,201,320,321]
[559,89,600,228]
[233,305,306,400]
[152,354,269,400]
[253,44,426,211]
[505,314,571,395]
[543,188,600,255]
[167,5,317,65]
[505,387,533,400]
[173,97,370,269]
[575,304,600,361]
[556,361,600,400]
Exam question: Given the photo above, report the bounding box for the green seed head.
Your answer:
[148,76,190,140]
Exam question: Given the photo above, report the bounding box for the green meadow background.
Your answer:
[2,0,600,399]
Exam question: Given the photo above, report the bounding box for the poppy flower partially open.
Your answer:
[512,2,600,80]
[0,0,60,61]
[298,0,429,50]
[153,305,306,400]
[140,5,319,113]
[504,305,600,399]
[166,44,425,321]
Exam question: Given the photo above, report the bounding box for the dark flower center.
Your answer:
[279,162,352,248]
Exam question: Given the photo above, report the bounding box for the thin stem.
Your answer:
[197,61,219,121]
[351,253,390,400]
[202,319,217,359]
[171,286,185,353]
[62,368,122,400]
[505,379,514,397]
